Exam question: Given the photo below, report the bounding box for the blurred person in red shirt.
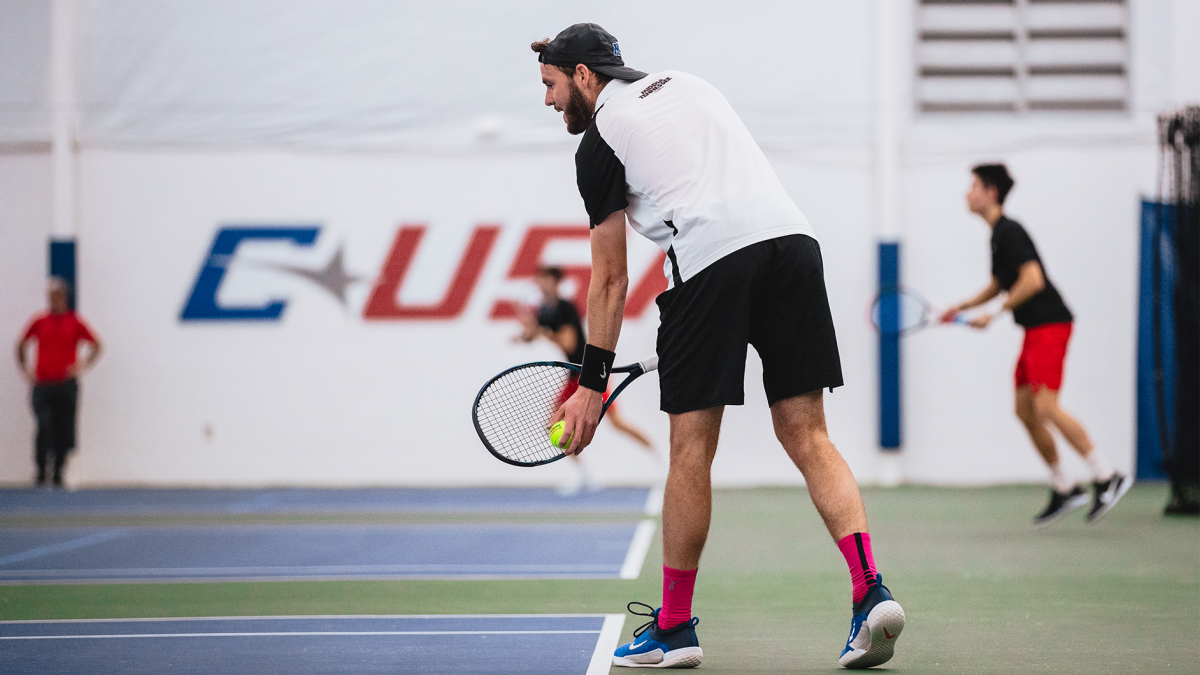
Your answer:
[15,278,102,487]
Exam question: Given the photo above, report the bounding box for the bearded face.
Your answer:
[563,77,593,135]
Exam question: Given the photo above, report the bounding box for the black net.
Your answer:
[474,364,575,465]
[1156,106,1199,515]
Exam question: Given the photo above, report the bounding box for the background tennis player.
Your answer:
[940,163,1132,526]
[513,265,657,493]
[533,23,904,669]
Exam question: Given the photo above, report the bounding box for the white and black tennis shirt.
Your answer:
[576,71,815,289]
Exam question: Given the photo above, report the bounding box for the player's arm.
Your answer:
[583,212,628,350]
[939,278,1001,323]
[512,305,542,343]
[14,336,33,384]
[1000,261,1044,311]
[551,324,579,357]
[551,210,628,455]
[70,336,103,377]
[966,263,1043,329]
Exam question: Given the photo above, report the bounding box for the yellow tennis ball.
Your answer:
[549,420,572,449]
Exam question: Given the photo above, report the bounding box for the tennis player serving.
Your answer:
[533,23,903,669]
[941,164,1131,526]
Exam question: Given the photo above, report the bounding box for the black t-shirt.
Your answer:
[990,216,1073,328]
[537,299,586,364]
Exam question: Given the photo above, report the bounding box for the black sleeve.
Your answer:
[558,300,581,327]
[998,222,1039,268]
[575,121,628,227]
[536,305,561,331]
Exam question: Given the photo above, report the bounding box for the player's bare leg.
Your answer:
[1015,385,1060,465]
[771,391,867,540]
[611,407,717,668]
[1018,385,1106,524]
[661,406,723,570]
[1029,386,1128,521]
[605,404,654,450]
[559,454,599,496]
[1031,388,1094,456]
[772,390,902,668]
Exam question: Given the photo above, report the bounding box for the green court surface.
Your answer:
[3,484,1196,674]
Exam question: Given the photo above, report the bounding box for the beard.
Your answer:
[563,79,593,135]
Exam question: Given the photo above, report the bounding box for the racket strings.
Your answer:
[872,291,932,334]
[475,364,574,464]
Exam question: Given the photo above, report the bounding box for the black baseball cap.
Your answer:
[538,23,648,82]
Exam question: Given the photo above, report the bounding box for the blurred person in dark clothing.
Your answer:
[516,266,657,493]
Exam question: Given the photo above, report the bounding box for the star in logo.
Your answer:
[262,244,364,306]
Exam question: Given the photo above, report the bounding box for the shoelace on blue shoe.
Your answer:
[627,602,659,638]
[626,601,700,638]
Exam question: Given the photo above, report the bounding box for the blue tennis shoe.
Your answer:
[839,574,904,669]
[612,602,703,668]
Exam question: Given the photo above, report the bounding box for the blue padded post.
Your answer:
[879,241,901,450]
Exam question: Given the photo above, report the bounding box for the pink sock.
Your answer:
[659,565,697,630]
[836,533,878,604]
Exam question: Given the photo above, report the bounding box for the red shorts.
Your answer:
[559,376,611,407]
[1014,322,1072,392]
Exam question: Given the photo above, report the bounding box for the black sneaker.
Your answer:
[612,602,702,668]
[839,574,904,669]
[1033,485,1089,527]
[1087,473,1132,523]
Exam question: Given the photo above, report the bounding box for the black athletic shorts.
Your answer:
[655,234,843,414]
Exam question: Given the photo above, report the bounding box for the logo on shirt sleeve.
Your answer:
[638,77,672,99]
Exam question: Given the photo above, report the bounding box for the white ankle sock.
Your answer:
[1048,463,1073,493]
[1084,451,1115,482]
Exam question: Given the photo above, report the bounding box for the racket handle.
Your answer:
[954,315,969,325]
[639,355,659,373]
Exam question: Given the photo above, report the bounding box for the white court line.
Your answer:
[0,630,601,640]
[0,574,628,586]
[0,529,128,566]
[0,563,620,576]
[619,519,656,580]
[1,613,614,624]
[586,614,626,675]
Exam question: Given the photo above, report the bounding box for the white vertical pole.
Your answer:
[875,0,902,244]
[50,0,78,240]
[875,0,905,487]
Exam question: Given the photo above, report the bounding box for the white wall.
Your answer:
[4,147,879,488]
[0,140,1150,487]
[0,154,51,474]
[1,0,1192,487]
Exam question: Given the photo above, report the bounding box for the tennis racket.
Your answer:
[472,356,658,467]
[869,287,966,336]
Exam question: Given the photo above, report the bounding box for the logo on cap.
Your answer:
[612,42,621,57]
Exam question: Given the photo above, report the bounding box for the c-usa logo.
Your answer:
[612,42,621,57]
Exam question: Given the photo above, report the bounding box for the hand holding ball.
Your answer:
[549,420,572,449]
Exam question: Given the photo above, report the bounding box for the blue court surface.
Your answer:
[0,614,626,675]
[0,521,656,583]
[0,486,658,516]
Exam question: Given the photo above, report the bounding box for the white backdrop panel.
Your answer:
[0,143,1144,487]
[34,148,871,487]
